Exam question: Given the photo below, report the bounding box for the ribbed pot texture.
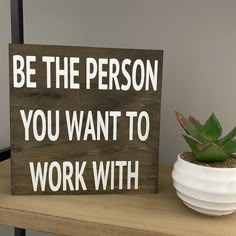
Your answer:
[172,154,236,216]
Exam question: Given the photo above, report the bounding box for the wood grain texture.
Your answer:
[0,160,235,236]
[9,44,163,195]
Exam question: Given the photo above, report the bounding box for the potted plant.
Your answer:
[172,112,236,216]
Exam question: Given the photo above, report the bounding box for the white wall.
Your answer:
[1,0,236,235]
[23,0,236,164]
[0,0,11,150]
[2,0,236,163]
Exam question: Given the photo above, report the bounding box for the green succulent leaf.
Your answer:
[176,112,203,142]
[195,143,228,162]
[183,134,203,154]
[219,127,236,145]
[201,113,222,142]
[188,115,203,130]
[176,112,236,162]
[222,139,236,154]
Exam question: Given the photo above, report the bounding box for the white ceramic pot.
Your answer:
[172,154,236,216]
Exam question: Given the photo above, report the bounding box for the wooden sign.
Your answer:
[9,44,163,195]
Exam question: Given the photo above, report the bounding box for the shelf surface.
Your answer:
[0,160,235,236]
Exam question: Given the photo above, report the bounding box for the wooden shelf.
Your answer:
[0,160,235,236]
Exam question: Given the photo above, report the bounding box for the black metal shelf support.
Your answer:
[15,228,26,236]
[11,0,24,43]
[0,148,10,162]
[10,0,25,235]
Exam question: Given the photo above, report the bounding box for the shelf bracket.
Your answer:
[15,227,26,236]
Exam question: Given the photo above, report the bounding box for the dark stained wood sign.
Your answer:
[9,44,163,195]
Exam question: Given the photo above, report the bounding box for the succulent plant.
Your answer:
[175,112,236,162]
